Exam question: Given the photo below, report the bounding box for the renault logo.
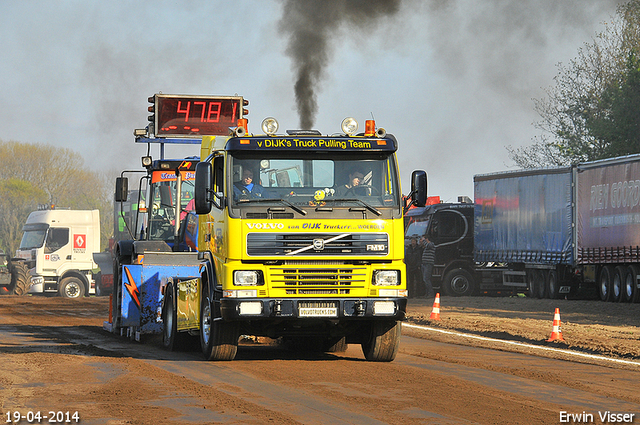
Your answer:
[312,238,325,250]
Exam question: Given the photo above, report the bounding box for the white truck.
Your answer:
[15,208,101,298]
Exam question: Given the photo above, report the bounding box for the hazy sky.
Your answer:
[0,0,624,201]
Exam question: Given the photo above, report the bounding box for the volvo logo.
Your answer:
[312,238,325,250]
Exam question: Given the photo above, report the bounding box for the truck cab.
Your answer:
[15,208,101,297]
[404,202,476,296]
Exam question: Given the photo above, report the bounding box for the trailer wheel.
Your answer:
[611,266,624,302]
[547,270,560,299]
[162,285,190,350]
[443,268,475,296]
[361,320,400,362]
[200,294,239,361]
[535,270,546,299]
[526,270,535,298]
[621,265,636,303]
[598,266,613,302]
[10,261,30,296]
[58,277,85,298]
[627,265,640,303]
[526,270,545,298]
[609,266,626,302]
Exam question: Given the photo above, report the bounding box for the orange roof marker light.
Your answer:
[237,118,248,134]
[365,119,376,136]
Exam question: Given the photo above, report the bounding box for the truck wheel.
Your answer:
[324,336,348,353]
[612,266,625,303]
[547,270,560,299]
[58,277,85,298]
[200,294,239,361]
[598,266,613,302]
[621,265,637,303]
[162,286,189,350]
[361,320,400,362]
[10,261,30,296]
[443,268,475,296]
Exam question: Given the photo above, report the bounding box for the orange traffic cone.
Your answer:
[429,293,441,321]
[546,308,565,342]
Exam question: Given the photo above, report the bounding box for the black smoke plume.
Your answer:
[280,0,401,129]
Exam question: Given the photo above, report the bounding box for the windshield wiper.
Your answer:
[237,198,307,216]
[322,198,381,216]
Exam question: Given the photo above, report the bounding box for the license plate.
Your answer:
[299,307,338,317]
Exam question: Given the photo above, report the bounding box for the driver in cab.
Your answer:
[335,170,365,198]
[234,169,267,199]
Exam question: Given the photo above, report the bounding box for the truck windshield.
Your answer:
[229,153,400,209]
[19,228,48,250]
[147,173,195,241]
[405,216,430,240]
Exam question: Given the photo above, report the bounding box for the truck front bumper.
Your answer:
[220,297,407,321]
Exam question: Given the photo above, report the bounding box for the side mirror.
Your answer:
[115,177,128,202]
[411,170,427,207]
[195,162,213,214]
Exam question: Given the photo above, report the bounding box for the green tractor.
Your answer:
[0,250,30,296]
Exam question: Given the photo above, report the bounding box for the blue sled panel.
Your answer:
[120,264,200,334]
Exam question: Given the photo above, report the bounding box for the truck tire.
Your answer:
[534,270,546,299]
[162,285,191,351]
[10,261,30,296]
[598,266,613,302]
[629,265,640,303]
[200,293,239,361]
[324,336,348,353]
[58,276,85,298]
[443,268,475,297]
[622,265,637,303]
[612,266,625,303]
[547,270,560,299]
[361,320,400,362]
[526,270,545,298]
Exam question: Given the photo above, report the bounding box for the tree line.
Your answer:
[0,140,114,256]
[509,0,640,168]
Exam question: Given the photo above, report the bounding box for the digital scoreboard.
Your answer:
[150,94,245,137]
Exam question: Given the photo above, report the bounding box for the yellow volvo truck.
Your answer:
[163,115,427,361]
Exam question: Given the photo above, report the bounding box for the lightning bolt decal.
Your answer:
[123,266,141,310]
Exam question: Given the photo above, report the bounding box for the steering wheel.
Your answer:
[343,185,380,197]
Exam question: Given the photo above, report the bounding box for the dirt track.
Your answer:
[0,295,639,424]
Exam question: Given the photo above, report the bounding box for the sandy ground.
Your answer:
[405,294,640,361]
[0,294,638,425]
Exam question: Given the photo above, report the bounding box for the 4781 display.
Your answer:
[5,411,79,423]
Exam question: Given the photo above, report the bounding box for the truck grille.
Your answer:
[246,233,388,256]
[269,263,367,295]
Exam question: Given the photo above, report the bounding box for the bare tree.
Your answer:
[0,140,114,253]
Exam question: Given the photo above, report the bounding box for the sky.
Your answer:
[0,0,626,202]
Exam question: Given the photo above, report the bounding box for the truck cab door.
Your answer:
[430,210,468,263]
[44,227,72,273]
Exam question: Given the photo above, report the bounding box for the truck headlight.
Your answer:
[373,270,400,286]
[234,270,262,286]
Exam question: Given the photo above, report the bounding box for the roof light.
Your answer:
[365,120,375,136]
[341,117,358,136]
[261,117,279,135]
[237,118,248,134]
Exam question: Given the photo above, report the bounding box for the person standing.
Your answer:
[405,236,423,298]
[420,235,436,299]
